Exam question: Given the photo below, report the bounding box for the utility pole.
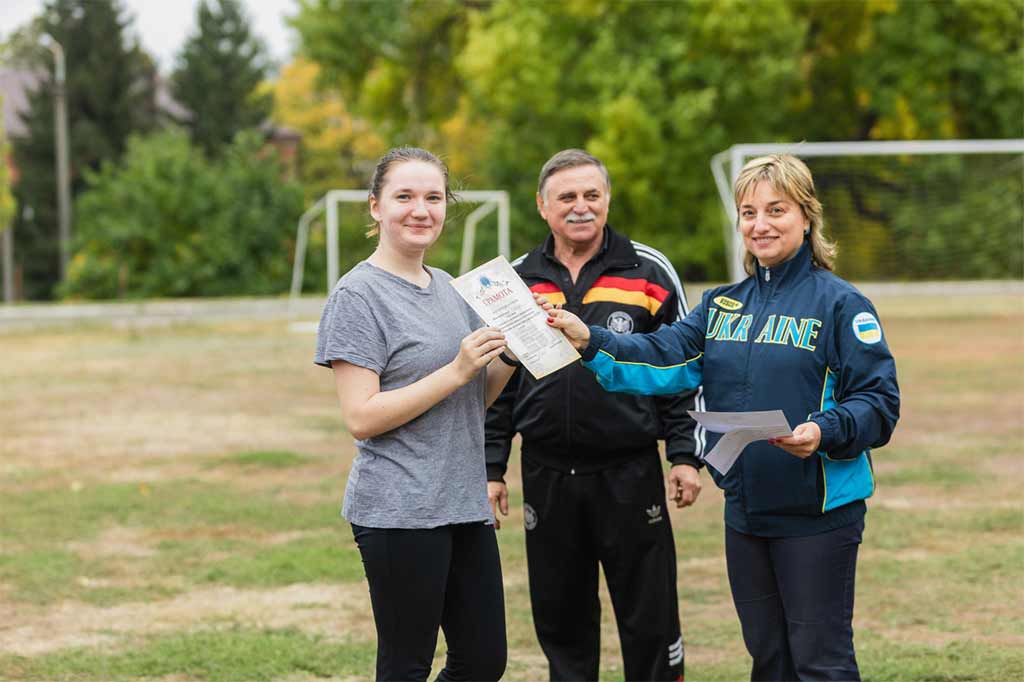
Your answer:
[1,94,14,303]
[41,34,72,281]
[1,225,12,303]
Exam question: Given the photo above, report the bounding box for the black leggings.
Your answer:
[351,522,507,682]
[726,519,864,682]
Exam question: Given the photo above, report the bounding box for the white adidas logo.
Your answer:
[668,636,683,666]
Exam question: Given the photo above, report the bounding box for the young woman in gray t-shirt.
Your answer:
[315,147,517,681]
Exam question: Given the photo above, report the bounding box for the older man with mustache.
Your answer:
[484,149,704,681]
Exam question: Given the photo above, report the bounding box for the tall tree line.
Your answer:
[6,0,1021,298]
[8,0,277,299]
[293,0,1024,281]
[11,0,156,300]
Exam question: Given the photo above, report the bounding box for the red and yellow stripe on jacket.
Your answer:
[585,276,670,315]
[530,276,670,316]
[529,282,567,306]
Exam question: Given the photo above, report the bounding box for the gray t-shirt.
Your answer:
[315,261,492,529]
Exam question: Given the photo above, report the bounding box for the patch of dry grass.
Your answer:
[1,292,1022,680]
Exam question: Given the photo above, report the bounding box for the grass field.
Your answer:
[1,292,1022,681]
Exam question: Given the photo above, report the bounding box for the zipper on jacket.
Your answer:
[561,267,576,475]
[746,271,777,399]
[562,256,595,476]
[737,270,777,482]
[734,274,775,523]
[565,304,576,474]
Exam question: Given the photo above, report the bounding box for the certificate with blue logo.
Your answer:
[452,256,579,379]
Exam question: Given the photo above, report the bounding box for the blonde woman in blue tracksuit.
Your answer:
[543,154,900,681]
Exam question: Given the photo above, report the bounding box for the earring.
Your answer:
[804,226,811,236]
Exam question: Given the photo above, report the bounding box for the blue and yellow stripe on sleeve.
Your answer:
[584,348,704,396]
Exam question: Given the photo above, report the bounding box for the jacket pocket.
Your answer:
[742,446,822,516]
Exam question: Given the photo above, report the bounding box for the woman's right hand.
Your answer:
[451,327,507,384]
[534,294,591,350]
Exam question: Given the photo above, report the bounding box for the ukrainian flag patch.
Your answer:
[852,312,882,344]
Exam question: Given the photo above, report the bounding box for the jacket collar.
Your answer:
[519,224,638,277]
[754,241,814,291]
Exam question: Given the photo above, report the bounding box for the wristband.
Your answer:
[498,351,521,367]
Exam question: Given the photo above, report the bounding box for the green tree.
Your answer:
[290,0,472,147]
[262,57,389,293]
[793,0,1024,141]
[61,130,303,299]
[292,0,809,279]
[171,0,272,157]
[291,0,1023,280]
[790,0,1024,278]
[10,0,157,299]
[263,57,386,202]
[456,0,807,279]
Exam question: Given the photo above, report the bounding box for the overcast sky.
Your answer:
[1,0,297,73]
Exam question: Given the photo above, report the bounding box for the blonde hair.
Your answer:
[733,154,837,274]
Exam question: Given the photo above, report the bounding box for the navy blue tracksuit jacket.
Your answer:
[581,244,900,537]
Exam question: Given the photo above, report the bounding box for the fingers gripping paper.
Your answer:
[451,256,579,379]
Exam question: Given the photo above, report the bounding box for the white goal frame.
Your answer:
[290,189,510,300]
[711,139,1024,282]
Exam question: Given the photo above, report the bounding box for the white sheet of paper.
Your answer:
[686,410,793,475]
[451,256,579,380]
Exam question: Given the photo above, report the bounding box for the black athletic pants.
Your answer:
[522,454,684,681]
[351,522,507,682]
[725,519,864,682]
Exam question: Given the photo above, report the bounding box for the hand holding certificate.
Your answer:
[687,409,794,475]
[451,256,579,379]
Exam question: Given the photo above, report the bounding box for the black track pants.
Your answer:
[726,519,864,682]
[522,455,684,681]
[351,522,507,682]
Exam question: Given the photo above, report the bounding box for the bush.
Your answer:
[61,130,303,299]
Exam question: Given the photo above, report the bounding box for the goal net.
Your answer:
[711,140,1024,282]
[290,190,510,299]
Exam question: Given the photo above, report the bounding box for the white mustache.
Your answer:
[566,212,597,223]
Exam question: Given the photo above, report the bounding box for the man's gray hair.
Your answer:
[537,149,611,200]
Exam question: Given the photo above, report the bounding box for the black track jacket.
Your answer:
[485,225,704,481]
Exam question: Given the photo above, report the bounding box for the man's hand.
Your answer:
[667,464,702,509]
[770,421,822,459]
[487,481,509,529]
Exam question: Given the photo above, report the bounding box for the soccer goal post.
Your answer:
[711,140,1024,282]
[289,189,511,300]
